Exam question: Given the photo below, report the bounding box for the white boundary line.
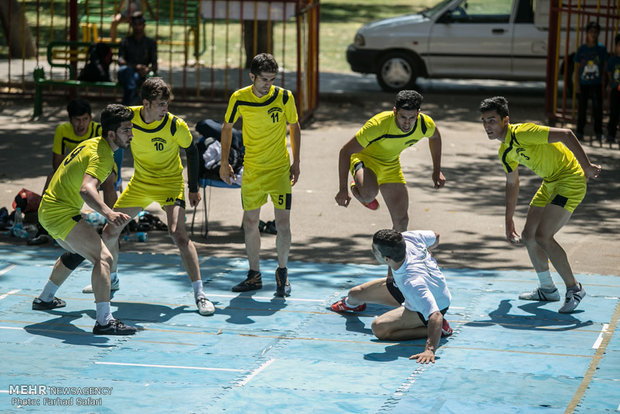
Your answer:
[208,293,323,303]
[592,324,609,349]
[95,361,244,372]
[0,264,16,276]
[0,289,20,301]
[0,326,23,331]
[236,358,275,387]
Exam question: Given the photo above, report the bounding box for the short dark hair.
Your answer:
[394,90,422,111]
[100,104,133,138]
[67,99,91,118]
[250,53,279,76]
[140,77,171,102]
[131,11,145,23]
[479,96,509,118]
[373,229,406,262]
[586,21,601,33]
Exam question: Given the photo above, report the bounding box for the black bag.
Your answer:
[78,43,112,82]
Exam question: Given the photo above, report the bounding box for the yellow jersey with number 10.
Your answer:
[128,106,192,182]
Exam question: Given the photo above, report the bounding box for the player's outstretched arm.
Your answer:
[409,311,443,364]
[219,122,236,185]
[428,128,446,189]
[335,137,363,207]
[504,170,521,244]
[548,128,602,179]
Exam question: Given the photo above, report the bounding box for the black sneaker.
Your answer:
[275,267,291,297]
[232,270,262,292]
[92,319,137,335]
[32,297,66,310]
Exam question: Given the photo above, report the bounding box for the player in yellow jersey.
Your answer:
[480,96,601,313]
[219,53,301,297]
[29,99,120,245]
[94,78,215,316]
[32,104,137,335]
[336,90,445,232]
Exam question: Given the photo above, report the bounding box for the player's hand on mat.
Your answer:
[432,171,446,189]
[335,189,351,207]
[584,163,601,179]
[188,191,201,207]
[290,161,300,186]
[219,163,235,185]
[107,211,132,226]
[410,350,435,364]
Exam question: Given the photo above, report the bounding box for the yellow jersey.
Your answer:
[224,85,298,169]
[43,137,115,210]
[499,123,583,180]
[52,121,102,155]
[129,106,192,182]
[355,111,436,164]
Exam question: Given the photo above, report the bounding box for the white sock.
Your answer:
[95,302,114,326]
[192,280,205,299]
[110,272,119,284]
[537,270,556,290]
[345,296,360,308]
[39,280,59,302]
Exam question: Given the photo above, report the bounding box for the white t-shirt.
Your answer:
[391,230,451,320]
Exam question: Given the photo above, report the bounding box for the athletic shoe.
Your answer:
[196,296,215,316]
[518,287,560,301]
[82,277,120,294]
[92,319,137,335]
[441,319,453,337]
[559,283,586,313]
[232,270,262,292]
[275,267,291,297]
[330,298,366,312]
[32,297,66,310]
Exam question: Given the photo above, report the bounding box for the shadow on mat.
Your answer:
[465,299,593,331]
[217,293,287,324]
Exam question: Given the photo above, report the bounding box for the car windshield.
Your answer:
[420,0,455,18]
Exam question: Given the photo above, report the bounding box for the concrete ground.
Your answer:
[0,78,618,277]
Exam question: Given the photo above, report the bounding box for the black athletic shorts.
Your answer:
[386,276,448,326]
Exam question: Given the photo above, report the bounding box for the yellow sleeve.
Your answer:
[284,90,299,124]
[224,92,241,125]
[85,143,114,183]
[515,123,550,145]
[52,124,65,155]
[355,116,384,148]
[173,116,192,149]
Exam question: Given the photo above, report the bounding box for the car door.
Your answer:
[427,0,514,78]
[512,0,547,80]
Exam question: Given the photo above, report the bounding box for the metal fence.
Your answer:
[545,0,620,132]
[0,0,319,122]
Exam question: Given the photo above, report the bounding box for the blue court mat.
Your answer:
[0,245,618,413]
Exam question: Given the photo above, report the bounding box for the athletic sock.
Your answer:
[95,302,114,326]
[192,280,205,299]
[344,296,361,308]
[537,270,556,290]
[39,280,59,302]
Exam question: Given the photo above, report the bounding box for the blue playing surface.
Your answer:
[0,245,618,413]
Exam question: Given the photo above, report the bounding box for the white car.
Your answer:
[346,0,551,91]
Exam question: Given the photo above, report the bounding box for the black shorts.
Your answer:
[417,308,449,326]
[386,276,405,304]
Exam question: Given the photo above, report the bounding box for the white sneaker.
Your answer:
[559,283,586,313]
[518,287,560,301]
[196,296,215,316]
[82,277,120,294]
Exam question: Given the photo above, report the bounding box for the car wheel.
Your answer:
[376,52,417,92]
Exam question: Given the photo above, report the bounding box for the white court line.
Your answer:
[0,326,24,331]
[592,324,609,349]
[0,390,9,394]
[0,289,21,301]
[0,264,16,276]
[236,358,275,387]
[95,361,244,372]
[208,293,323,303]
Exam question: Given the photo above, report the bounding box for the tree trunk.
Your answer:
[0,0,37,58]
[243,20,273,69]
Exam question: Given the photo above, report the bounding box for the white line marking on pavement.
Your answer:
[236,358,275,387]
[0,326,23,330]
[592,324,609,349]
[208,293,323,302]
[95,361,244,372]
[0,289,20,301]
[0,265,16,276]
